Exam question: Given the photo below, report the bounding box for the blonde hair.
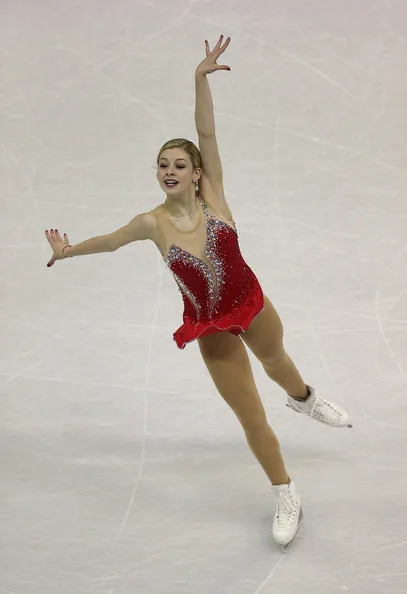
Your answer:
[156,138,203,197]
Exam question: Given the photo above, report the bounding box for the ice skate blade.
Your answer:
[280,509,304,552]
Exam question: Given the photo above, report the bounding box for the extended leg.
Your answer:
[198,331,289,485]
[242,296,308,399]
[242,296,351,428]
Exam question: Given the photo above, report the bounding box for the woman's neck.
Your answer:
[165,193,198,219]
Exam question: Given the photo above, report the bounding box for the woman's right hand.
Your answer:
[45,229,71,267]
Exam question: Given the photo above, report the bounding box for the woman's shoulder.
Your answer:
[141,203,167,239]
[149,202,166,218]
[126,205,164,238]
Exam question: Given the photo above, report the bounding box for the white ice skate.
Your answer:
[271,480,303,551]
[286,386,352,428]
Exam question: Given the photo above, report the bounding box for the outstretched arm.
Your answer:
[45,213,156,267]
[195,36,233,218]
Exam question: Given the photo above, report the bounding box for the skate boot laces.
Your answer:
[274,490,299,529]
[287,386,352,427]
[307,393,342,418]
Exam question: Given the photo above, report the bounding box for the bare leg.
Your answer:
[198,331,289,485]
[243,295,351,428]
[242,296,308,399]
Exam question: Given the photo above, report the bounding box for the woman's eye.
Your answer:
[159,164,185,169]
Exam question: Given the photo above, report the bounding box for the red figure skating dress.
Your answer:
[152,196,264,349]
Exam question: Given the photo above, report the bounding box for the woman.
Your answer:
[45,36,351,549]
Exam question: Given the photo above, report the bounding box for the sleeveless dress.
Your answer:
[152,196,264,349]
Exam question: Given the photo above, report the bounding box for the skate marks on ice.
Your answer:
[254,510,304,594]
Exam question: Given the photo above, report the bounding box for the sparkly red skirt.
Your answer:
[173,282,264,349]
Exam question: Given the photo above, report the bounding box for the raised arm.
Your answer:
[45,212,156,267]
[195,36,233,218]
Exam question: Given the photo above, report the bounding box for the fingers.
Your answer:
[53,230,63,247]
[216,35,231,54]
[45,229,58,249]
[45,229,67,244]
[45,229,69,268]
[214,35,224,50]
[206,35,231,58]
[220,36,231,53]
[45,229,58,243]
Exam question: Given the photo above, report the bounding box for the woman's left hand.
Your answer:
[195,35,231,76]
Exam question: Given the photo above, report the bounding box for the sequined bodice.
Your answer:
[154,197,259,325]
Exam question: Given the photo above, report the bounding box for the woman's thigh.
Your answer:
[241,295,285,366]
[197,331,267,429]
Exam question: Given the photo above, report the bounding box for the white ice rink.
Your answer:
[2,1,407,593]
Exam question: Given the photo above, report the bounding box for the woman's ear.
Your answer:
[193,168,202,182]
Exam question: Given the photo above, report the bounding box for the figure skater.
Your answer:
[45,36,351,549]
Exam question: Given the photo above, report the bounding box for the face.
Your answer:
[157,148,201,197]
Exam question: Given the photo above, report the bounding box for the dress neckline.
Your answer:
[164,212,236,264]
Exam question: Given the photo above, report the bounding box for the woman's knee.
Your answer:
[243,416,280,448]
[262,347,287,370]
[235,397,269,432]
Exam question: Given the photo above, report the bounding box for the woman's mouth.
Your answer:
[165,180,179,188]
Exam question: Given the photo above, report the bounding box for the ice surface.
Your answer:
[1,1,407,593]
